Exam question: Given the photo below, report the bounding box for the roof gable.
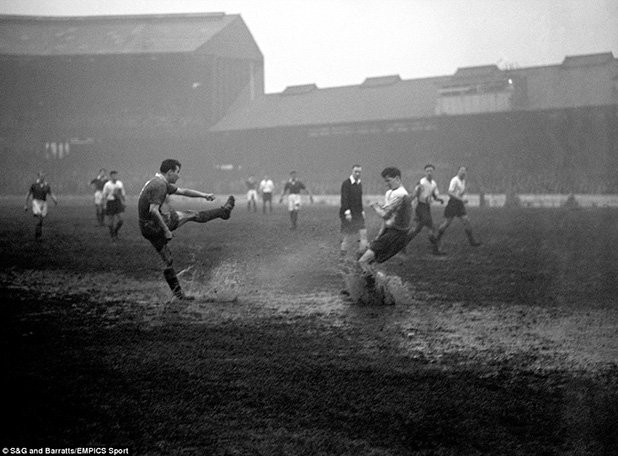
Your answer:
[360,75,402,88]
[282,84,318,95]
[0,13,258,56]
[562,52,614,68]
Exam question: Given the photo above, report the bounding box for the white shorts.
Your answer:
[287,193,302,211]
[32,199,48,217]
[94,190,104,205]
[247,189,258,201]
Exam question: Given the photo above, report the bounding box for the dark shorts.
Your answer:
[414,202,433,228]
[370,228,408,263]
[262,192,272,202]
[444,198,466,218]
[106,199,125,216]
[340,215,366,234]
[139,212,180,252]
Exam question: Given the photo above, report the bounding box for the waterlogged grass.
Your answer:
[1,201,617,455]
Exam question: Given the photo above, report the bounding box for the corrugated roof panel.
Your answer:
[0,13,245,55]
[562,52,614,68]
[360,75,401,88]
[454,65,500,78]
[282,84,318,95]
[211,76,447,131]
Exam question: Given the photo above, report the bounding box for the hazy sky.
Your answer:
[1,0,616,93]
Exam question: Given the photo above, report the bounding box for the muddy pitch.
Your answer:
[1,199,617,455]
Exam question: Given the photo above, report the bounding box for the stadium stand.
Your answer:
[1,13,616,196]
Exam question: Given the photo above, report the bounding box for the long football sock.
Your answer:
[197,196,235,222]
[221,195,235,219]
[114,220,123,236]
[291,211,298,229]
[163,267,184,298]
[466,228,481,246]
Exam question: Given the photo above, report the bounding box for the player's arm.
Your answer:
[49,189,58,205]
[174,187,215,201]
[101,183,111,201]
[409,185,419,205]
[279,186,288,203]
[117,183,127,204]
[303,187,314,203]
[372,194,403,219]
[447,189,463,201]
[24,188,32,211]
[374,220,386,239]
[341,182,352,220]
[149,203,173,239]
[446,180,464,202]
[432,187,444,204]
[411,182,422,204]
[370,201,392,218]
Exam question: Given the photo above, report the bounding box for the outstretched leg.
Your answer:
[405,223,423,245]
[176,196,235,228]
[34,215,44,240]
[113,214,124,238]
[436,217,453,243]
[95,204,104,226]
[461,216,481,246]
[107,214,116,240]
[290,210,298,230]
[435,217,453,255]
[358,248,377,289]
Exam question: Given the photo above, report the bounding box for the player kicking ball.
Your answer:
[356,167,412,304]
[138,159,235,301]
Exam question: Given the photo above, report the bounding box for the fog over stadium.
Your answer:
[2,0,617,93]
[2,3,618,453]
[0,0,616,198]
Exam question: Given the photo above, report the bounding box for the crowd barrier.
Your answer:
[2,194,618,208]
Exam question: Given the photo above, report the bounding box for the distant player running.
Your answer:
[101,170,126,241]
[90,168,108,226]
[259,175,275,214]
[406,163,445,255]
[279,171,313,230]
[24,171,58,241]
[246,175,258,212]
[436,166,481,248]
[138,159,235,300]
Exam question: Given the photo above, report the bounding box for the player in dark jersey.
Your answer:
[24,171,58,241]
[279,170,313,230]
[339,164,368,259]
[138,159,235,300]
[90,168,108,226]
